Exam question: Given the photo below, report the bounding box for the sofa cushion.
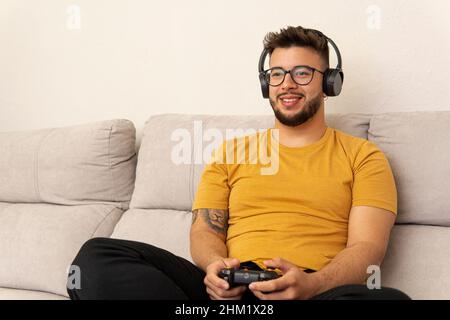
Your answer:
[368,112,450,226]
[111,208,193,262]
[382,224,450,300]
[130,113,371,211]
[0,203,123,297]
[0,119,137,209]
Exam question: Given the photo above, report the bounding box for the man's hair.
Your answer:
[263,26,329,69]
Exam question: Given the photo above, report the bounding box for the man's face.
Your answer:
[268,47,325,127]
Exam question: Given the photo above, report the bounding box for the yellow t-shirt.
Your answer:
[192,127,397,271]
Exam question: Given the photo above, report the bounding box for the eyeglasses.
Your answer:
[264,65,324,86]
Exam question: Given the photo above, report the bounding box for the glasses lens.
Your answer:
[291,66,314,85]
[266,68,285,86]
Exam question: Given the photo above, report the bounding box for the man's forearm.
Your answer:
[190,230,228,271]
[309,241,386,297]
[190,208,230,272]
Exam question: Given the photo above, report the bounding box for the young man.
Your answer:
[67,26,410,300]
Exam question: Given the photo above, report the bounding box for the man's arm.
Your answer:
[306,206,395,294]
[190,208,229,272]
[249,205,396,299]
[191,208,247,300]
[310,205,396,295]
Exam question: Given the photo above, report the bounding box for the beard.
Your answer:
[269,93,322,127]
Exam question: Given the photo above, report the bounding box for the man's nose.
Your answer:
[281,72,298,90]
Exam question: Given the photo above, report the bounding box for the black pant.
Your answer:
[67,237,410,300]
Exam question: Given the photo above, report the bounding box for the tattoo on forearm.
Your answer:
[192,209,229,234]
[206,209,229,234]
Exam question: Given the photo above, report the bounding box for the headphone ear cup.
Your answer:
[259,72,270,99]
[323,69,344,97]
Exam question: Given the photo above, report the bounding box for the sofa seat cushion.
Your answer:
[111,208,193,263]
[0,202,123,297]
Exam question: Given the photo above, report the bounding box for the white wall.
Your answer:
[1,0,449,140]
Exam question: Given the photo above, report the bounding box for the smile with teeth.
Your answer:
[280,96,304,107]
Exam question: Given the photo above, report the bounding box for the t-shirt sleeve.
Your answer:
[352,140,397,215]
[192,145,230,211]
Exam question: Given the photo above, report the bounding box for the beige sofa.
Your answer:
[0,112,449,300]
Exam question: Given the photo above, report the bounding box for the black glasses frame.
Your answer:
[264,65,325,86]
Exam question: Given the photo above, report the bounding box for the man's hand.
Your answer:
[204,258,247,300]
[248,257,319,300]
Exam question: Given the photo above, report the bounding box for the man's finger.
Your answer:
[226,285,247,297]
[249,277,288,292]
[215,284,246,298]
[251,289,288,300]
[223,258,240,268]
[205,277,245,299]
[205,277,228,295]
[264,257,294,273]
[206,274,229,290]
[206,284,244,300]
[206,287,222,300]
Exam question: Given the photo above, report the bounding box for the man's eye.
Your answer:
[271,72,283,77]
[295,71,311,77]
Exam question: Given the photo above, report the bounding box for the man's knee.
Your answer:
[71,237,112,267]
[67,237,121,299]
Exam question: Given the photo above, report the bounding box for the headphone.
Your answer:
[258,29,344,99]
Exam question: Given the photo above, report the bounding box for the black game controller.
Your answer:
[219,268,280,287]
